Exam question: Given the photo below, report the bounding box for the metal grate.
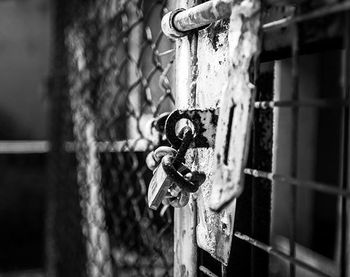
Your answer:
[230,2,350,277]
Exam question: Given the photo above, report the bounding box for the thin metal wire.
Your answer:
[263,0,350,32]
[234,232,333,277]
[244,168,350,198]
[289,21,299,277]
[199,265,219,277]
[254,99,350,109]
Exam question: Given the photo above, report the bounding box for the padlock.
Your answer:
[147,155,190,210]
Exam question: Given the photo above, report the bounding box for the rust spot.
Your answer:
[222,222,227,232]
[206,19,229,51]
[180,264,188,277]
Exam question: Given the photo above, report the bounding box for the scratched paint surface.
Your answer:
[193,0,261,264]
[210,0,260,209]
[194,19,237,264]
[174,0,199,275]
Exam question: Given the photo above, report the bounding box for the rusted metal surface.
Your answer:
[192,0,259,267]
[175,0,231,33]
[161,0,348,59]
[161,8,188,39]
[161,1,232,39]
[210,0,261,210]
[192,9,232,266]
[174,0,199,275]
[165,108,219,148]
[147,129,206,210]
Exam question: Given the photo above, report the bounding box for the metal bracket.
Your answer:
[161,1,232,39]
[165,108,219,149]
[161,8,189,39]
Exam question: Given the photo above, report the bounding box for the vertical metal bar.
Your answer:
[221,263,227,277]
[251,61,259,277]
[173,1,199,276]
[127,4,142,138]
[340,11,350,277]
[251,63,273,277]
[290,22,299,277]
[47,1,86,276]
[67,3,113,276]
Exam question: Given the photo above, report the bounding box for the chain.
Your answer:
[147,125,206,209]
[163,127,205,193]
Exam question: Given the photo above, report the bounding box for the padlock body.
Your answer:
[148,155,191,210]
[148,163,173,210]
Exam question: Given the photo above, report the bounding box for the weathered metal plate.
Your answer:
[173,1,199,275]
[210,0,260,211]
[148,160,173,210]
[194,15,233,265]
[195,0,261,265]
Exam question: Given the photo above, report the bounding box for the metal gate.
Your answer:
[47,0,350,277]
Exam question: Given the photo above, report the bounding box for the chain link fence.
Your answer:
[49,0,175,276]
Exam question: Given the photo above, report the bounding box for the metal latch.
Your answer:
[161,1,232,39]
[164,108,219,148]
[147,125,207,210]
[147,109,219,210]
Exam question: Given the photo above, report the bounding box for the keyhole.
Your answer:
[224,104,235,166]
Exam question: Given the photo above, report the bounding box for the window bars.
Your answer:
[230,2,350,277]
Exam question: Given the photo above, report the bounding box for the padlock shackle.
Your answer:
[162,155,205,193]
[165,108,219,149]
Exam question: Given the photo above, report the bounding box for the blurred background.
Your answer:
[0,0,49,275]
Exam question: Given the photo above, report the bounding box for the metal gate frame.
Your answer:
[170,1,350,277]
[171,1,269,276]
[9,0,350,276]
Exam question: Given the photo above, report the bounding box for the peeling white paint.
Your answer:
[194,0,261,265]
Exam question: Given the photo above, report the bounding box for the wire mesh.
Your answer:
[49,0,175,276]
[49,0,350,276]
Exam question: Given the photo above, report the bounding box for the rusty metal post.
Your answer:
[170,0,262,275]
[173,0,199,276]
